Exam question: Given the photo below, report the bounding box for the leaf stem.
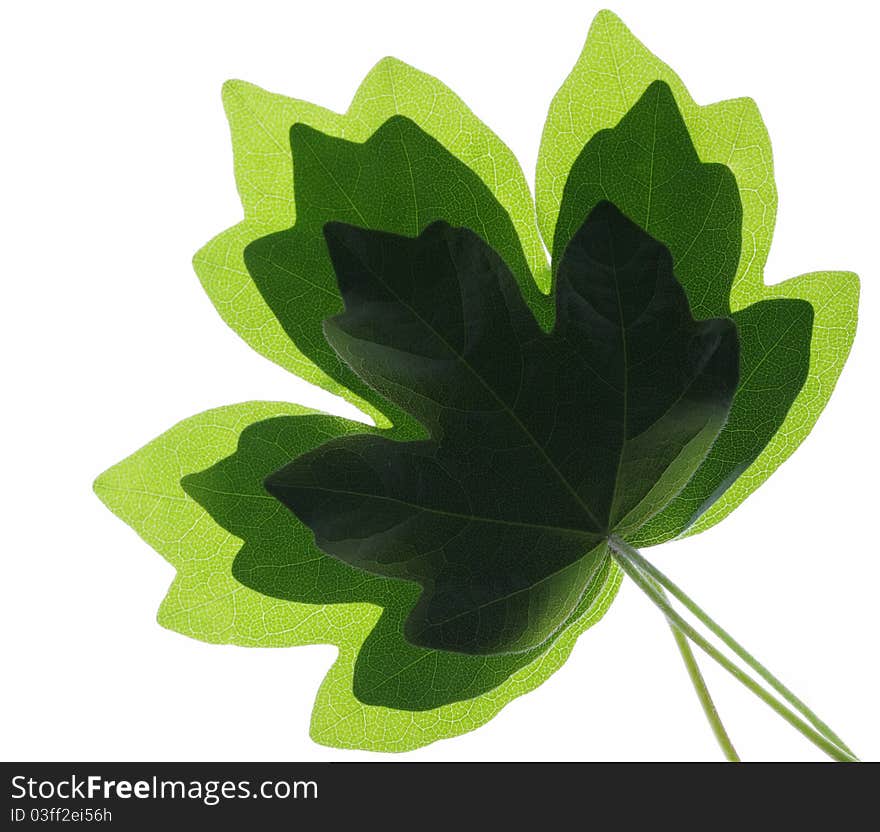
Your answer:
[667,613,740,761]
[607,535,857,762]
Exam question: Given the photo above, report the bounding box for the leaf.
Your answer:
[195,60,548,428]
[266,203,739,654]
[536,10,858,537]
[242,114,554,437]
[93,402,620,750]
[551,79,813,543]
[182,413,616,711]
[94,10,859,752]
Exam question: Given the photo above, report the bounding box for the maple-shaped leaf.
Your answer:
[266,202,739,654]
[93,9,860,755]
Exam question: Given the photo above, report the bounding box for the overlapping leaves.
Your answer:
[94,10,858,750]
[268,206,738,654]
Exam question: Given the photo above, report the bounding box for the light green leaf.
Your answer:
[93,403,620,751]
[536,9,858,537]
[195,60,548,427]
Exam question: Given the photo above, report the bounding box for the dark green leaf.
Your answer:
[554,80,812,543]
[266,202,739,655]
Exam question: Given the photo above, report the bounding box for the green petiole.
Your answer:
[607,535,857,762]
[667,608,740,761]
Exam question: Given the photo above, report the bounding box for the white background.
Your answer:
[2,0,877,762]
